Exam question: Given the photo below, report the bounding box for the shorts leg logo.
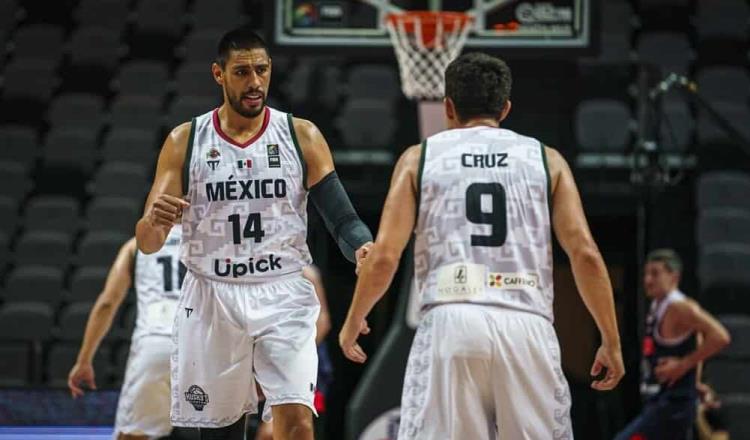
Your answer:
[185,307,193,318]
[185,385,209,411]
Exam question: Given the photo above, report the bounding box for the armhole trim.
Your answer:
[540,143,552,215]
[287,113,308,191]
[182,118,197,196]
[415,140,427,225]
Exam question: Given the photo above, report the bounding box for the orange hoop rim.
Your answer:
[385,10,473,33]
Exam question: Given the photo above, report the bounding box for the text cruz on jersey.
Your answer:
[461,153,509,168]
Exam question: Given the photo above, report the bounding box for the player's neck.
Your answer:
[217,104,266,139]
[460,118,499,129]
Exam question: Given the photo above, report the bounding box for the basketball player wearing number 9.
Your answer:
[341,52,624,439]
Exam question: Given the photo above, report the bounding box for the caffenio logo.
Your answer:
[185,385,209,411]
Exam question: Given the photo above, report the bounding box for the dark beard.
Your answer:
[228,93,266,118]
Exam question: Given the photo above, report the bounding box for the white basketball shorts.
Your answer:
[114,335,173,439]
[398,303,573,440]
[170,272,320,428]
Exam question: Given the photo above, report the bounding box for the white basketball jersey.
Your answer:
[414,126,555,321]
[181,106,312,283]
[132,226,182,340]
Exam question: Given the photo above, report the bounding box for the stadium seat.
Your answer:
[180,29,222,63]
[0,125,39,168]
[10,24,64,63]
[3,265,64,305]
[66,26,124,93]
[175,62,221,100]
[696,209,750,248]
[110,95,163,131]
[68,266,108,303]
[335,99,397,149]
[76,231,129,268]
[696,172,750,211]
[88,162,149,199]
[696,66,750,104]
[574,99,633,153]
[191,0,245,31]
[636,32,693,75]
[723,394,750,439]
[0,0,21,43]
[0,196,18,235]
[0,233,8,272]
[115,60,170,98]
[23,195,80,236]
[0,161,32,201]
[699,244,750,313]
[85,196,141,235]
[707,359,750,394]
[74,0,130,33]
[695,0,749,43]
[347,64,401,101]
[718,315,750,360]
[697,103,750,146]
[131,0,186,59]
[47,93,106,131]
[39,129,98,196]
[13,231,71,269]
[167,96,218,128]
[1,60,58,121]
[46,342,111,386]
[0,343,31,386]
[0,302,54,341]
[56,302,101,342]
[279,61,313,107]
[101,129,158,166]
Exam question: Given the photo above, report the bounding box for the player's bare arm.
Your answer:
[293,117,373,265]
[302,265,332,344]
[339,144,420,363]
[68,238,137,398]
[654,300,731,386]
[135,123,191,254]
[546,146,625,391]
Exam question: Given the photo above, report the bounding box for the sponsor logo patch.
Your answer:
[185,385,209,411]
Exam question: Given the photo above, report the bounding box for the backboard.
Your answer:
[272,0,594,51]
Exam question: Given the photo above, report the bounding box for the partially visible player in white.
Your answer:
[340,52,626,439]
[68,226,183,440]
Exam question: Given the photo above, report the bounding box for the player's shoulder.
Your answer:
[667,296,702,319]
[290,116,321,139]
[167,121,193,145]
[398,144,422,168]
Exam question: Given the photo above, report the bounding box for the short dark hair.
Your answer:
[216,26,269,68]
[444,52,512,122]
[646,249,683,273]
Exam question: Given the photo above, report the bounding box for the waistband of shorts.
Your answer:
[184,268,305,286]
[423,301,553,323]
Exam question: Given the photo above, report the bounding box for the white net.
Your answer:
[386,12,473,101]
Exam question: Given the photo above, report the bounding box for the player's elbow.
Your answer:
[569,241,603,269]
[370,247,401,273]
[717,327,732,350]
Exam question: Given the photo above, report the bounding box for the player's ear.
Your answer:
[211,62,224,86]
[444,97,457,122]
[499,100,512,122]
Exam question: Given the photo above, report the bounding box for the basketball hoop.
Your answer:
[385,11,473,101]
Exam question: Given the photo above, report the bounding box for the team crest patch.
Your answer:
[185,385,209,411]
[206,147,221,171]
[267,144,281,168]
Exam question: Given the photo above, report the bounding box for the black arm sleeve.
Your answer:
[309,171,373,263]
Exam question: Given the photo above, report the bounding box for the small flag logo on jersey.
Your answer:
[237,159,253,169]
[267,144,281,168]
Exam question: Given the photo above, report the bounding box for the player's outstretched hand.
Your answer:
[355,242,373,275]
[339,317,371,363]
[146,194,190,228]
[68,362,97,399]
[590,344,625,391]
